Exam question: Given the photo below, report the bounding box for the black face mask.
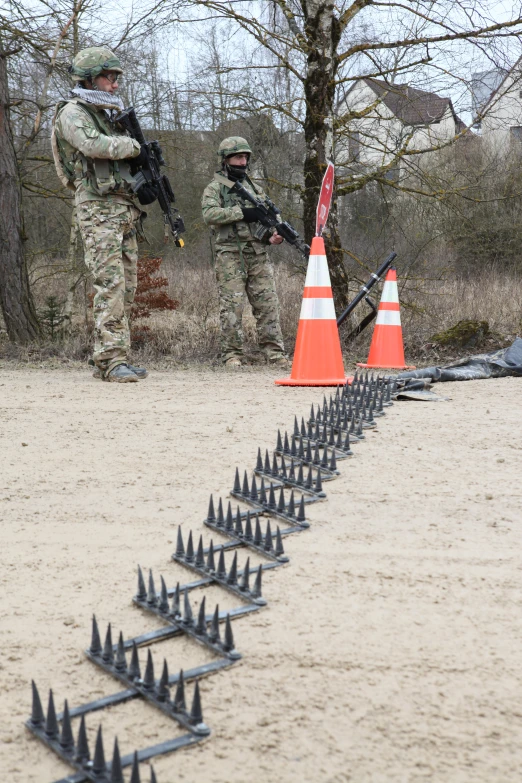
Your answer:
[226,163,248,181]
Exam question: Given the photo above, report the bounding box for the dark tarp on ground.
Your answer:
[398,337,522,383]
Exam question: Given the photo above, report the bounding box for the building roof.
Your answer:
[362,78,459,126]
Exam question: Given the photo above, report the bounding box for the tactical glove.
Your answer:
[133,143,150,168]
[137,181,159,205]
[241,206,267,223]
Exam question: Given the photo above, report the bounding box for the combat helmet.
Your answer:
[218,136,252,167]
[68,46,123,83]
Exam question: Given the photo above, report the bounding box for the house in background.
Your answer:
[336,78,466,171]
[473,60,522,151]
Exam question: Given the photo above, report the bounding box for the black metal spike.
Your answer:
[275,527,285,558]
[225,501,233,531]
[316,405,322,423]
[329,449,337,471]
[92,725,106,775]
[157,660,170,702]
[159,576,169,613]
[171,582,180,617]
[76,714,90,763]
[320,446,329,469]
[256,447,263,471]
[183,588,194,626]
[335,427,343,449]
[287,490,296,517]
[301,417,307,438]
[277,486,286,513]
[310,404,315,422]
[209,605,220,643]
[59,700,74,751]
[217,548,226,579]
[271,451,278,477]
[233,467,241,493]
[186,531,194,563]
[264,520,273,552]
[143,649,155,690]
[150,766,157,783]
[305,464,313,489]
[227,552,238,585]
[356,418,364,438]
[217,497,224,527]
[305,439,311,461]
[251,565,263,600]
[45,690,59,739]
[136,566,147,602]
[91,615,102,656]
[314,420,321,440]
[289,458,296,481]
[259,478,267,505]
[328,425,336,446]
[173,670,186,713]
[313,442,320,464]
[290,435,298,457]
[195,535,205,568]
[196,597,207,636]
[176,526,185,558]
[268,483,276,510]
[129,642,141,681]
[250,474,258,502]
[110,737,124,783]
[234,506,243,536]
[242,470,250,497]
[254,515,263,545]
[115,632,127,672]
[294,415,299,436]
[297,496,306,524]
[239,557,250,591]
[283,431,290,454]
[147,570,156,606]
[223,614,236,652]
[280,458,287,479]
[130,750,141,783]
[264,449,271,475]
[314,468,323,493]
[189,681,203,726]
[207,495,216,524]
[244,512,253,541]
[30,681,45,727]
[206,540,215,572]
[296,462,304,487]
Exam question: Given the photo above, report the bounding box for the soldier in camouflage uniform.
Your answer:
[52,47,157,382]
[201,137,289,368]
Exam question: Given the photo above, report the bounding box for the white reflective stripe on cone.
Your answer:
[300,298,337,320]
[304,255,332,288]
[381,280,399,303]
[376,309,401,326]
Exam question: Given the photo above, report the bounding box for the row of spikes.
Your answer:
[319,374,393,414]
[277,431,343,465]
[256,448,325,493]
[206,499,286,558]
[233,469,307,522]
[30,683,157,782]
[174,529,266,598]
[312,396,378,428]
[134,575,239,655]
[90,618,207,724]
[293,414,357,446]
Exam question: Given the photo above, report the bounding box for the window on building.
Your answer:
[348,131,361,162]
[510,126,522,141]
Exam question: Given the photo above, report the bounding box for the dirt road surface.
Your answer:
[1,366,521,783]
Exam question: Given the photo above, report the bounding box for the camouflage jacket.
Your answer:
[201,173,270,255]
[53,97,140,205]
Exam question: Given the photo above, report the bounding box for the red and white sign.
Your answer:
[315,160,335,236]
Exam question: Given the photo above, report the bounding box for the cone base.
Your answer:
[275,376,351,387]
[356,362,416,370]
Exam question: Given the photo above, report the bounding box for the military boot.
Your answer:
[126,364,149,379]
[106,364,139,383]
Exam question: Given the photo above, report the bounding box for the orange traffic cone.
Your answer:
[276,236,348,386]
[357,268,415,369]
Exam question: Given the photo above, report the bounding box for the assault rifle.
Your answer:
[215,173,310,259]
[116,107,185,247]
[336,252,397,338]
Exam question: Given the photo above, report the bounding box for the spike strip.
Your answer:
[274,439,341,476]
[203,515,295,561]
[172,546,267,606]
[230,483,310,528]
[85,643,212,735]
[253,460,327,499]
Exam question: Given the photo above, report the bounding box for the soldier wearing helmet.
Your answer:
[52,46,155,382]
[201,136,289,368]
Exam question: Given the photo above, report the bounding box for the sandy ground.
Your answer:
[0,365,521,783]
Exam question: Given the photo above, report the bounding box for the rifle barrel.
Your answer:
[336,252,397,327]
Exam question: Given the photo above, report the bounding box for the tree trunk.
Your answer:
[302,0,350,313]
[0,47,40,343]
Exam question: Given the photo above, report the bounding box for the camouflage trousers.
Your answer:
[214,245,285,362]
[77,200,141,374]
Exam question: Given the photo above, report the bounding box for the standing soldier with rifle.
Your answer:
[52,46,164,382]
[201,137,290,368]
